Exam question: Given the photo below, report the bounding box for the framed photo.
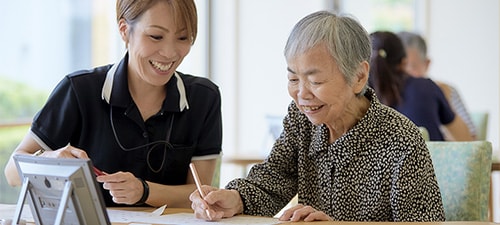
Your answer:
[12,155,110,225]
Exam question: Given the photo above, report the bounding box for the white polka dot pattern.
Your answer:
[226,88,446,222]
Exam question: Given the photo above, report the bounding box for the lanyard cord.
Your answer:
[110,106,174,173]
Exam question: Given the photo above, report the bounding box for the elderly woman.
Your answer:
[189,11,445,222]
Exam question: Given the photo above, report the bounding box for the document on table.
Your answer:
[107,209,282,225]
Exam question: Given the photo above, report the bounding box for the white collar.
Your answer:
[101,62,190,111]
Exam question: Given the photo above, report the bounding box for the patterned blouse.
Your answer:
[226,88,445,222]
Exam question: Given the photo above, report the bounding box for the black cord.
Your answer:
[109,106,174,173]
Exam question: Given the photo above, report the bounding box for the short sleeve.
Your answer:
[31,76,81,150]
[194,89,222,157]
[186,77,223,158]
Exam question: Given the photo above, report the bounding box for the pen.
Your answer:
[189,163,213,220]
[93,166,106,176]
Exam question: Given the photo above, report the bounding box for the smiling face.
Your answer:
[287,43,368,131]
[119,1,192,87]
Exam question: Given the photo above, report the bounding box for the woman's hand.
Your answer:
[42,145,89,159]
[96,171,145,205]
[4,136,89,186]
[279,204,333,222]
[189,186,244,221]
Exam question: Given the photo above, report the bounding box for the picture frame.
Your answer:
[12,155,110,225]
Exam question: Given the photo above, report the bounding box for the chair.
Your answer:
[427,141,492,221]
[419,126,430,141]
[470,111,489,140]
[211,155,222,187]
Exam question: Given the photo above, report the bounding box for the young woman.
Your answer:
[5,0,222,208]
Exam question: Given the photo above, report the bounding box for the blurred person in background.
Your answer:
[397,31,477,140]
[369,31,473,141]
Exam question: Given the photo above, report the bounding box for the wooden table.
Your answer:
[491,162,500,171]
[1,204,498,225]
[223,156,264,176]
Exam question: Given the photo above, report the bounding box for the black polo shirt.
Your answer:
[31,54,222,206]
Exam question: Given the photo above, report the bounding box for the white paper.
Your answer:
[106,210,282,225]
[107,208,152,223]
[149,204,167,217]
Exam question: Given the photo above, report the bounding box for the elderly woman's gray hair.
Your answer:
[284,11,371,95]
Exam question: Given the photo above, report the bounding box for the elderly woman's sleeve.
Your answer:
[225,103,300,217]
[390,140,446,221]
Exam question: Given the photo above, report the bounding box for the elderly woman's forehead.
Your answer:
[288,41,331,58]
[287,46,339,69]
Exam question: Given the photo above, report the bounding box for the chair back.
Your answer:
[419,126,430,141]
[211,156,222,187]
[427,141,492,221]
[470,112,489,140]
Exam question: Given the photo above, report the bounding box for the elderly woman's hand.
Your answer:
[189,186,244,221]
[279,204,333,222]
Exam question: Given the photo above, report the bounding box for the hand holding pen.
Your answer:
[189,163,245,221]
[189,163,214,220]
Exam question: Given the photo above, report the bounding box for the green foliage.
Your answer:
[0,126,28,203]
[368,0,415,32]
[0,76,48,120]
[0,76,47,203]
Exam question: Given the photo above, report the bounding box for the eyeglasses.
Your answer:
[109,106,174,173]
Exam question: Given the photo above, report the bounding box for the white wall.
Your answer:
[426,0,499,151]
[211,0,331,186]
[212,0,329,159]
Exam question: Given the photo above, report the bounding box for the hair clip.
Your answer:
[378,49,387,58]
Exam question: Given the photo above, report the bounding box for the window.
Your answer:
[340,0,422,33]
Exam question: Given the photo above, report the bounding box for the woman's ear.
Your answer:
[118,18,129,45]
[353,61,369,94]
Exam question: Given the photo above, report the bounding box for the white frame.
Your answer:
[12,155,110,225]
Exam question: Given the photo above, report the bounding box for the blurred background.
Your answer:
[0,0,498,220]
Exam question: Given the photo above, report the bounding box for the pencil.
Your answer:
[189,163,213,220]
